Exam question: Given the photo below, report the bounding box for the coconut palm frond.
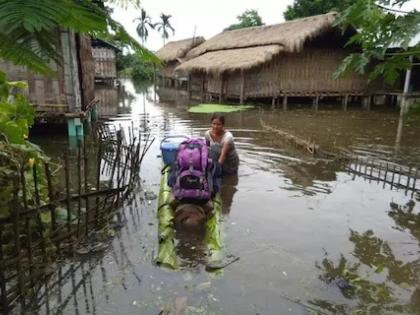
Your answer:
[134,8,155,44]
[155,13,175,46]
[106,16,161,64]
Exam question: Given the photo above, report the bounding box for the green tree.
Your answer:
[155,13,175,46]
[133,8,155,45]
[283,0,356,20]
[224,9,264,31]
[335,0,420,84]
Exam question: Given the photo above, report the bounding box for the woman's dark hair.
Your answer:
[211,113,225,125]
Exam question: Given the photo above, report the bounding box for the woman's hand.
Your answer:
[218,141,229,165]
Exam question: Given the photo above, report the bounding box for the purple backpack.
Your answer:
[172,138,213,201]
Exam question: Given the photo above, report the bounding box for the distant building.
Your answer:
[91,38,121,81]
[156,37,205,88]
[0,30,94,118]
[176,12,392,106]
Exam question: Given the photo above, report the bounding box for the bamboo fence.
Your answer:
[0,124,154,314]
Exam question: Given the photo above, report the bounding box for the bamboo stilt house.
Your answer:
[156,37,205,87]
[91,38,121,81]
[0,29,94,119]
[176,13,382,103]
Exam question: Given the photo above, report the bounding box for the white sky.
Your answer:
[111,0,420,52]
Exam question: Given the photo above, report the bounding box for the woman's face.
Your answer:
[211,118,224,134]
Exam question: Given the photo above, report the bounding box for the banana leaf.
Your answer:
[155,164,224,270]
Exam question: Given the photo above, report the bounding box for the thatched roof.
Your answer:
[176,12,339,74]
[177,45,283,75]
[156,37,205,62]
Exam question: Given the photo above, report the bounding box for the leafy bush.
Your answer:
[0,71,51,218]
[116,53,155,81]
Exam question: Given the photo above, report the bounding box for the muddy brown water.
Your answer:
[25,80,420,314]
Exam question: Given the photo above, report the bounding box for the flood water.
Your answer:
[27,80,420,314]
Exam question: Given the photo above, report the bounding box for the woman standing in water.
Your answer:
[205,113,239,175]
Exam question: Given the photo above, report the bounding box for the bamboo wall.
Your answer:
[78,35,95,109]
[95,86,118,117]
[0,28,85,114]
[207,48,380,98]
[0,59,66,112]
[92,48,117,79]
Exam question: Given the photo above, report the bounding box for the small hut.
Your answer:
[0,29,95,135]
[156,37,205,88]
[0,30,94,116]
[176,13,381,107]
[91,38,121,82]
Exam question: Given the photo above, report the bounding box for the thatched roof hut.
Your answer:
[156,37,205,63]
[176,13,380,103]
[156,37,205,80]
[178,12,339,74]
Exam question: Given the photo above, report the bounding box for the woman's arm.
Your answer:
[218,141,230,165]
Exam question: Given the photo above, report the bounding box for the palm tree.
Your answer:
[155,13,175,46]
[133,8,155,45]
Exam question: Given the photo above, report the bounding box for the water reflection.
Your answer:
[220,174,238,214]
[310,200,420,314]
[95,83,134,117]
[15,80,420,314]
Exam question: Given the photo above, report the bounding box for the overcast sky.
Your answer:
[112,0,420,52]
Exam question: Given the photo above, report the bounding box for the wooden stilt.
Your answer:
[282,95,288,111]
[342,95,349,111]
[312,95,319,110]
[362,95,371,110]
[219,75,224,103]
[187,74,192,100]
[200,74,205,102]
[272,97,276,109]
[239,71,245,104]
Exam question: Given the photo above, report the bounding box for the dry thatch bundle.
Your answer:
[156,37,206,62]
[186,12,338,59]
[177,45,284,75]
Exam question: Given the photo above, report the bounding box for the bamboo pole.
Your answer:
[282,95,288,111]
[20,168,34,287]
[32,164,48,263]
[342,95,349,111]
[76,139,82,239]
[240,71,245,104]
[95,139,102,228]
[219,75,224,103]
[312,95,319,111]
[83,136,89,236]
[0,230,9,313]
[64,154,72,248]
[12,178,24,303]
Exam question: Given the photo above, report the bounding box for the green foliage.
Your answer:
[0,0,108,75]
[0,71,51,218]
[104,12,161,64]
[0,72,34,144]
[155,13,175,46]
[116,53,155,80]
[311,200,420,314]
[283,0,356,20]
[334,0,420,84]
[0,0,159,75]
[224,9,264,31]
